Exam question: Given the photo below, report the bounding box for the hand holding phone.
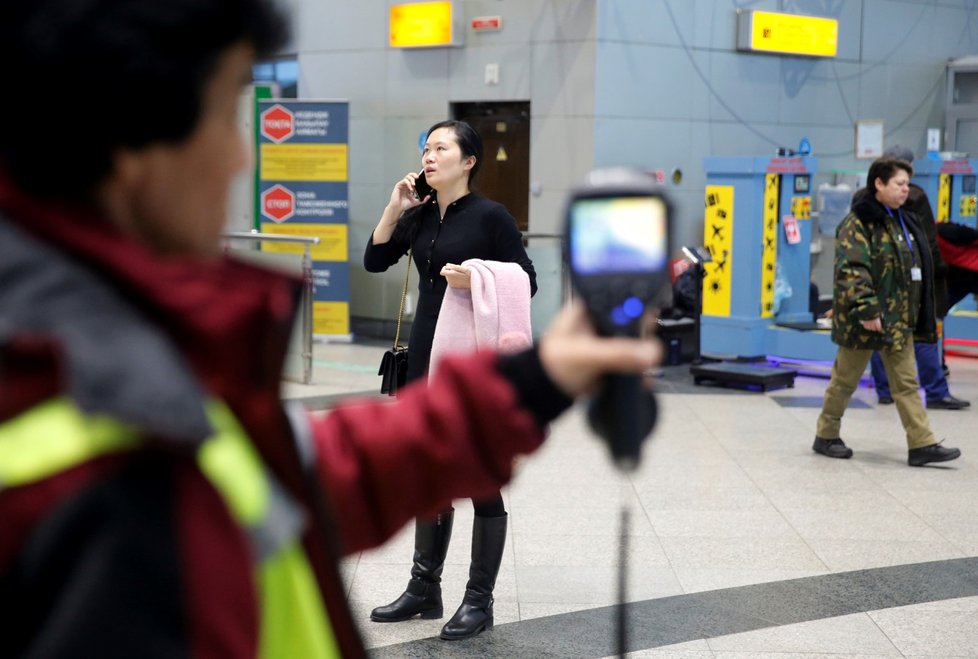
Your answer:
[414,169,432,200]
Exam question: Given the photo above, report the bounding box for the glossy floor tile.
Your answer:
[291,342,978,658]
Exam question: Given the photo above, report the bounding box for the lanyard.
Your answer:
[885,206,916,266]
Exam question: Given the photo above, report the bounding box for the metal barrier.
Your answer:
[222,231,319,385]
[523,233,567,336]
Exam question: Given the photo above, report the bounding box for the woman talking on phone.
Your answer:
[364,120,536,640]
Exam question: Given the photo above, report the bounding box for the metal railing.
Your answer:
[222,231,319,384]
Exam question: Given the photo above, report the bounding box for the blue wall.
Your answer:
[595,0,978,249]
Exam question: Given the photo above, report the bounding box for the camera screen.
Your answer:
[569,196,667,275]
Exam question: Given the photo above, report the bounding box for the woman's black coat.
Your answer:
[365,193,537,383]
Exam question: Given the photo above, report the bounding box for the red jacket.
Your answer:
[0,177,565,658]
[937,235,978,272]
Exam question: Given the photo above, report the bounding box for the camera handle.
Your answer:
[587,373,657,657]
[587,373,657,470]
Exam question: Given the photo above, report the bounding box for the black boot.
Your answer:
[440,513,507,640]
[370,509,454,622]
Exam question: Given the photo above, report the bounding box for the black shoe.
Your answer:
[812,436,853,459]
[440,593,493,640]
[878,395,894,405]
[371,510,454,622]
[440,514,507,641]
[926,396,971,410]
[370,578,443,622]
[908,442,961,466]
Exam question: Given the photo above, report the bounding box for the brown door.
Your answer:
[452,101,530,232]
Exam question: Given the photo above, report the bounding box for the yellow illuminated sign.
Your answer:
[390,2,457,48]
[737,10,838,58]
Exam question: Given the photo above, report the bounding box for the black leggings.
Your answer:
[471,491,506,517]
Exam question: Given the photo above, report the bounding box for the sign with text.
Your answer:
[389,1,462,48]
[783,215,801,245]
[737,10,838,58]
[258,100,351,338]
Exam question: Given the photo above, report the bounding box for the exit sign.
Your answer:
[472,16,501,32]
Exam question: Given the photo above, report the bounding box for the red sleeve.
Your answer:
[938,235,978,271]
[308,351,545,554]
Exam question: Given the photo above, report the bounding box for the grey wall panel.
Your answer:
[595,43,706,121]
[299,52,387,116]
[530,39,596,117]
[531,115,596,192]
[294,1,387,52]
[598,0,698,48]
[593,117,692,171]
[456,0,595,45]
[855,63,945,135]
[777,60,862,128]
[529,188,575,236]
[525,0,597,43]
[831,0,867,62]
[861,1,948,63]
[447,44,533,100]
[385,49,451,115]
[700,51,782,125]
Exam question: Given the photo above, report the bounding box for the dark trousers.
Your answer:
[870,341,949,402]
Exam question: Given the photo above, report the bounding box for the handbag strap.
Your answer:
[393,249,412,350]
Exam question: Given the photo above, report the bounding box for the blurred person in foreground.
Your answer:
[867,145,969,410]
[813,156,961,466]
[0,1,659,657]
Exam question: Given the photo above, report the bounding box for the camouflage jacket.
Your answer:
[831,195,937,350]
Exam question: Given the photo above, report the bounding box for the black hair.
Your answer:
[0,0,289,200]
[425,120,484,184]
[868,157,913,190]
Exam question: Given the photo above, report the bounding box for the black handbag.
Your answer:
[378,251,412,396]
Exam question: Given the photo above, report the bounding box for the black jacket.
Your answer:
[365,193,537,382]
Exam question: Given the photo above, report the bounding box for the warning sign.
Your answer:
[261,184,295,223]
[760,175,779,317]
[703,185,734,317]
[938,174,951,223]
[257,100,351,337]
[260,104,295,143]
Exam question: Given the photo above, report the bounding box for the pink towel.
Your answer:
[429,259,532,377]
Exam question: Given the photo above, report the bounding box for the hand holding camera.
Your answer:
[563,169,672,469]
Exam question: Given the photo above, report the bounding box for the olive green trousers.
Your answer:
[817,341,935,449]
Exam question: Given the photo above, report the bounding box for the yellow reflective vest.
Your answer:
[0,396,341,658]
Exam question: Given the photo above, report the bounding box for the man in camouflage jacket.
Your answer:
[831,190,937,351]
[814,157,961,467]
[866,145,969,410]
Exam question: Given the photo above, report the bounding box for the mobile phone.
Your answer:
[414,169,432,199]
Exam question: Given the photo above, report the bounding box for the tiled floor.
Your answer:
[287,341,978,658]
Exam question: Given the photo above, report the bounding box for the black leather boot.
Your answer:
[440,513,507,640]
[370,509,454,622]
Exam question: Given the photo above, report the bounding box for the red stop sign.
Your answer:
[262,184,295,222]
[261,104,295,143]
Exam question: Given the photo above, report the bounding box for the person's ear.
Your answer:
[462,155,476,172]
[111,147,148,190]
